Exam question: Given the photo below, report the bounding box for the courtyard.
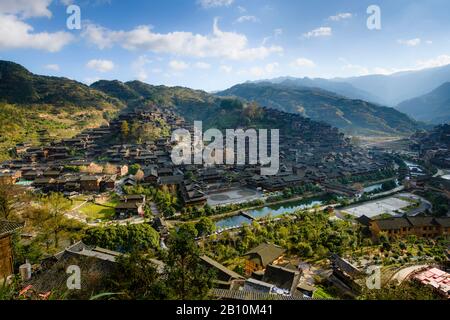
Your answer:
[341,195,415,218]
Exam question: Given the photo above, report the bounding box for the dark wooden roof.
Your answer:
[244,243,286,267]
[0,220,24,237]
[200,255,244,280]
[210,288,309,300]
[374,218,411,230]
[262,264,301,293]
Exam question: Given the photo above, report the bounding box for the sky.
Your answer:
[1,0,450,91]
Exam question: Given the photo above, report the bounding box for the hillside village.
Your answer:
[1,101,449,301]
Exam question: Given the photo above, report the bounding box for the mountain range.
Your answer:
[218,82,418,136]
[397,82,450,124]
[336,64,450,107]
[254,64,450,125]
[252,76,380,104]
[1,59,447,161]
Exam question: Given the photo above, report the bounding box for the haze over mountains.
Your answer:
[397,82,450,124]
[250,64,450,125]
[252,77,381,104]
[338,64,450,107]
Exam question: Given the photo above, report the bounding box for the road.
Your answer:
[368,186,405,199]
[390,265,429,284]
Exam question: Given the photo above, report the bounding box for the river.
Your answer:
[215,197,324,231]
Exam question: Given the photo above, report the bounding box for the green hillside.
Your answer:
[0,61,125,160]
[218,82,419,136]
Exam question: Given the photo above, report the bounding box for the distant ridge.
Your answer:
[217,82,419,136]
[397,82,450,124]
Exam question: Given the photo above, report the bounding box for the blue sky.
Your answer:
[1,0,450,91]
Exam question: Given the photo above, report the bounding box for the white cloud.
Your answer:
[237,63,279,78]
[132,55,151,81]
[86,59,115,72]
[0,0,52,18]
[235,15,259,23]
[426,40,433,45]
[371,55,450,75]
[416,54,450,69]
[264,62,279,73]
[219,65,233,74]
[339,54,450,77]
[45,64,60,71]
[0,14,73,52]
[303,27,332,39]
[274,28,283,37]
[397,38,421,47]
[82,19,283,60]
[195,62,211,69]
[60,0,74,5]
[198,0,234,8]
[84,76,101,85]
[169,60,189,71]
[329,13,352,21]
[343,64,369,76]
[291,58,316,68]
[237,6,246,13]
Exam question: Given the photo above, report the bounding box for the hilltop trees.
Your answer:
[120,120,129,141]
[164,224,215,300]
[195,217,216,237]
[29,193,75,250]
[0,182,18,220]
[359,280,444,300]
[98,224,215,300]
[83,224,160,252]
[107,251,166,300]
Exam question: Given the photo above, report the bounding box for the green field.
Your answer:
[74,199,117,221]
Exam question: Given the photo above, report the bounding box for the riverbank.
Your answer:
[169,191,327,225]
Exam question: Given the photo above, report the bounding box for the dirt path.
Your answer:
[390,265,428,284]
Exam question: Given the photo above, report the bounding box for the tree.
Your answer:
[135,169,145,183]
[130,121,140,142]
[103,163,117,175]
[82,163,103,175]
[195,217,216,237]
[243,102,263,119]
[359,280,444,300]
[0,182,18,220]
[164,224,215,300]
[106,252,166,300]
[128,164,141,176]
[31,193,73,249]
[83,224,160,252]
[120,121,129,139]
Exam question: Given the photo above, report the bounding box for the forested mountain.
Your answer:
[397,82,450,124]
[218,82,419,136]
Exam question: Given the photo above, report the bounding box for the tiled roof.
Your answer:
[244,243,286,267]
[210,288,310,300]
[0,220,24,237]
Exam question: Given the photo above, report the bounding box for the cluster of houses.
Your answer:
[358,215,450,240]
[6,238,311,300]
[411,124,450,169]
[0,104,393,215]
[207,242,315,299]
